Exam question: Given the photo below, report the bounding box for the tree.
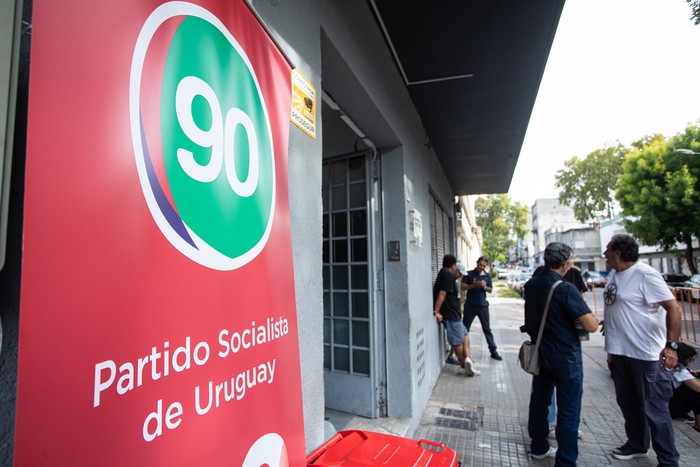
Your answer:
[687,0,700,25]
[616,124,700,274]
[475,194,528,265]
[555,144,626,223]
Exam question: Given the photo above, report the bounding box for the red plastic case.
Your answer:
[306,430,459,466]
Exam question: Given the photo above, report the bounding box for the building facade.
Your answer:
[531,198,581,266]
[600,216,700,274]
[0,0,563,462]
[455,196,483,269]
[545,225,605,272]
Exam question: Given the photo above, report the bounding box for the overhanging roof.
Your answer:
[370,0,565,195]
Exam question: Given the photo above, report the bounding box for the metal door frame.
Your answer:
[322,149,386,418]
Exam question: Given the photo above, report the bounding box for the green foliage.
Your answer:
[475,194,528,265]
[688,0,700,25]
[497,288,522,299]
[555,144,626,222]
[616,123,700,273]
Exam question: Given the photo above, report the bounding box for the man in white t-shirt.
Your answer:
[602,234,682,466]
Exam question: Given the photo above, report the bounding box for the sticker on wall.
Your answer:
[291,68,317,138]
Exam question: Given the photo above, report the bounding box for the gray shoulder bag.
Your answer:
[518,280,562,375]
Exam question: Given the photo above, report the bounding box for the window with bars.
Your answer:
[322,155,371,376]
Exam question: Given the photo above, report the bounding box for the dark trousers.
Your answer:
[528,361,583,467]
[669,384,700,418]
[610,355,679,466]
[463,304,497,353]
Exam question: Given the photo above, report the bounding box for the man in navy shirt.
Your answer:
[524,243,598,465]
[461,256,501,360]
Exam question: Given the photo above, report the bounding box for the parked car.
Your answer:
[506,271,521,289]
[661,273,690,288]
[683,274,700,289]
[513,273,532,296]
[585,271,607,290]
[497,268,509,280]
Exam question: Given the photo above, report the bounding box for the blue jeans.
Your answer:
[610,355,679,466]
[528,360,583,467]
[548,392,556,426]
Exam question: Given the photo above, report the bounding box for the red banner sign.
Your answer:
[15,1,304,464]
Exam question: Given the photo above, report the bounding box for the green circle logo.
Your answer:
[130,3,275,270]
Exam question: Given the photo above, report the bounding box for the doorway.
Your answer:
[322,151,386,418]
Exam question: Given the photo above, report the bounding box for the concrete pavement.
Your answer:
[326,294,700,466]
[412,296,700,466]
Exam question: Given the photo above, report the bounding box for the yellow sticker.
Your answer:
[291,69,316,138]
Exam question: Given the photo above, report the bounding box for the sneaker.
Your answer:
[464,357,475,376]
[490,352,503,361]
[446,354,460,365]
[612,442,648,460]
[530,447,556,459]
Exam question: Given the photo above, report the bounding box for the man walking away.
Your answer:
[433,254,480,376]
[603,234,681,466]
[461,256,501,360]
[524,243,598,466]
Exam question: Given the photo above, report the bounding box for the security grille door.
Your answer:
[430,195,452,355]
[430,195,451,279]
[322,151,385,418]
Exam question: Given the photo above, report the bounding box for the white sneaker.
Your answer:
[464,357,475,376]
[530,446,557,459]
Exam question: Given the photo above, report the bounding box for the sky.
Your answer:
[507,0,700,207]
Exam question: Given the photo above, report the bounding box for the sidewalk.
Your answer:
[411,296,700,466]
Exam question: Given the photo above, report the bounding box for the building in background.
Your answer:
[455,196,482,268]
[522,211,536,267]
[545,225,605,272]
[531,198,580,266]
[600,216,700,274]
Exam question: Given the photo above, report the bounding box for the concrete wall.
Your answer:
[250,0,458,451]
[246,0,326,451]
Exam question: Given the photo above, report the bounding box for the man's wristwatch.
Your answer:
[666,341,679,350]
